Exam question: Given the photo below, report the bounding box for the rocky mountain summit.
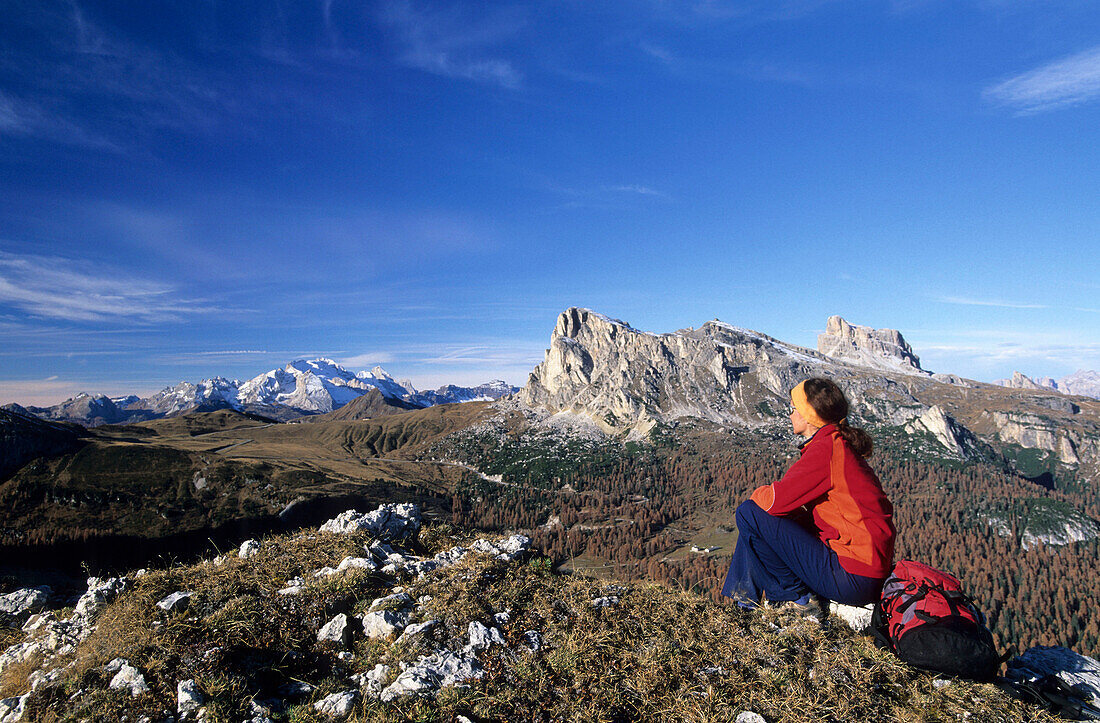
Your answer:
[16,360,518,427]
[521,308,1100,485]
[817,315,924,374]
[998,370,1100,400]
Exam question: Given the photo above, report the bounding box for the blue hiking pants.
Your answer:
[721,500,883,606]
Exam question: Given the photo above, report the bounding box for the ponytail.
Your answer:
[836,418,874,459]
[800,378,874,459]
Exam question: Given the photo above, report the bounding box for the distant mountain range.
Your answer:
[996,370,1100,400]
[4,359,517,426]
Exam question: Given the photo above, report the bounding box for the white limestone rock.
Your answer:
[368,592,412,612]
[109,662,150,697]
[829,602,874,633]
[395,620,438,645]
[177,679,204,715]
[470,534,531,561]
[361,609,410,639]
[591,596,619,608]
[379,650,482,702]
[156,591,192,614]
[0,641,42,680]
[317,613,354,647]
[466,621,505,652]
[817,316,924,374]
[522,630,543,652]
[904,405,977,459]
[319,503,422,540]
[1007,646,1100,708]
[0,588,50,621]
[350,663,391,697]
[278,577,305,595]
[521,307,843,433]
[336,556,376,573]
[0,693,29,723]
[73,577,127,622]
[313,690,357,718]
[735,713,766,723]
[238,539,261,558]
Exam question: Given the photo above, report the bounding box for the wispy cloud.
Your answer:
[984,45,1100,114]
[0,376,144,406]
[935,295,1048,310]
[377,1,525,89]
[0,249,218,323]
[337,352,398,368]
[606,184,671,199]
[0,90,121,150]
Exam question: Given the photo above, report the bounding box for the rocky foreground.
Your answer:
[0,505,1093,722]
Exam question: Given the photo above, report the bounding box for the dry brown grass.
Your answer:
[0,645,43,698]
[11,525,1057,723]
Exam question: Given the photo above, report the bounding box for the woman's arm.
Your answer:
[749,434,832,515]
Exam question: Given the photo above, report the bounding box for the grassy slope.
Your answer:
[4,523,1050,723]
[0,406,496,544]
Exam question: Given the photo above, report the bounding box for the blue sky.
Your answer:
[2,1,1100,405]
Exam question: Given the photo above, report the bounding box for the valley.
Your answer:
[4,308,1100,662]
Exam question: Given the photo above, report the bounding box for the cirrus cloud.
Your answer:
[984,45,1100,114]
[0,249,219,323]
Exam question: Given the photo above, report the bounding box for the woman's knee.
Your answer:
[735,499,764,531]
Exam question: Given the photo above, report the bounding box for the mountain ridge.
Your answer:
[15,360,518,427]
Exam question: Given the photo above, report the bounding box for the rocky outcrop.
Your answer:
[521,308,841,434]
[985,411,1092,467]
[817,316,924,374]
[904,405,978,459]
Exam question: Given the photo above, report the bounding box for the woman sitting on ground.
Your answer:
[722,377,895,609]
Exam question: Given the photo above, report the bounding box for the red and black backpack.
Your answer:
[871,560,1004,681]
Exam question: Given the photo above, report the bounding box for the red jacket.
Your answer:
[750,424,895,578]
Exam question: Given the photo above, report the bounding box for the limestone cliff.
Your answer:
[817,316,925,374]
[520,308,920,435]
[519,309,1100,482]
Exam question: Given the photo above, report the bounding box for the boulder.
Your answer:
[379,650,482,702]
[367,592,412,612]
[351,663,391,697]
[317,613,354,647]
[0,587,50,621]
[466,621,505,652]
[73,577,127,622]
[395,619,438,645]
[177,679,204,714]
[361,609,409,639]
[336,556,376,573]
[0,693,29,723]
[108,662,150,697]
[319,503,422,540]
[156,591,192,614]
[829,602,874,633]
[238,539,260,558]
[1007,646,1100,709]
[313,690,357,718]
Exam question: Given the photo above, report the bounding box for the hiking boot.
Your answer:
[779,593,829,621]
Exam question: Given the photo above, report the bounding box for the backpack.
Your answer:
[871,560,1004,681]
